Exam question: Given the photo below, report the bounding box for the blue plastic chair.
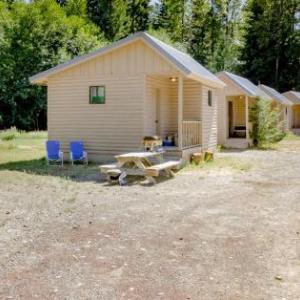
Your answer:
[70,141,88,165]
[46,140,63,165]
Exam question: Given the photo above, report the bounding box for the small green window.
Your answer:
[90,86,105,104]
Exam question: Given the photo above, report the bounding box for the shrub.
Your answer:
[249,98,285,148]
[0,127,20,141]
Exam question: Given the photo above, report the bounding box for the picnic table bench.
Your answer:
[99,151,180,184]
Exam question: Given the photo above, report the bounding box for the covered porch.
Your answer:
[291,105,300,133]
[144,75,204,157]
[225,95,255,149]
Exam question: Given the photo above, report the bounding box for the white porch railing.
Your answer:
[182,120,202,148]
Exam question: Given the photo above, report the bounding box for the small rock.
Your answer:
[179,237,183,241]
[5,211,10,215]
[89,221,92,225]
[275,275,283,281]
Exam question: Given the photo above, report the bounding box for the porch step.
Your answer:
[224,139,249,149]
[292,128,300,135]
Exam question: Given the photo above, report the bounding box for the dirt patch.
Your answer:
[1,146,300,299]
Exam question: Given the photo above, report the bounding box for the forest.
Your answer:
[0,0,299,130]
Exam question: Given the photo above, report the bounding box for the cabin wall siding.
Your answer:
[183,79,202,120]
[48,75,144,155]
[202,86,217,152]
[216,88,226,144]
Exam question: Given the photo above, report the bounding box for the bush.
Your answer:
[250,98,285,148]
[0,127,20,141]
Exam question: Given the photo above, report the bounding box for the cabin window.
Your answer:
[90,86,105,104]
[208,90,212,106]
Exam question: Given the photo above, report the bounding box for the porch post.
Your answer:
[245,95,249,140]
[178,76,183,149]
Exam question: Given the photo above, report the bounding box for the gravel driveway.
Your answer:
[0,145,300,299]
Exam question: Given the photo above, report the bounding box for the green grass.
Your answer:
[183,156,252,172]
[0,129,100,182]
[281,132,300,141]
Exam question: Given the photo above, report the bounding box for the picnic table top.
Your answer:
[115,151,163,159]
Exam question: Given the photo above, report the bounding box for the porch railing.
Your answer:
[182,120,202,148]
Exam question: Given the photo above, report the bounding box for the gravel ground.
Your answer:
[0,145,300,299]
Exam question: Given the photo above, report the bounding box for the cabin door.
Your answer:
[228,101,233,137]
[155,88,161,136]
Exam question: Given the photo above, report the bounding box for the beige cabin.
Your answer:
[217,72,273,149]
[30,32,225,161]
[282,91,300,134]
[258,84,292,132]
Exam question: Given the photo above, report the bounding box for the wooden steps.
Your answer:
[224,138,249,149]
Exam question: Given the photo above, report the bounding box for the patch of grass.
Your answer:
[282,132,300,141]
[184,157,252,172]
[2,133,17,141]
[0,130,101,183]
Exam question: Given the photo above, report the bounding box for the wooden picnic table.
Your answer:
[100,151,180,184]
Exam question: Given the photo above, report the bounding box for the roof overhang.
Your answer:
[30,32,226,89]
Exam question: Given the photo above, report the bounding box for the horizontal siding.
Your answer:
[183,79,202,120]
[216,88,226,145]
[48,75,144,154]
[202,86,217,152]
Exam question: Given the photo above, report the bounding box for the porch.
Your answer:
[291,105,300,134]
[225,95,254,149]
[144,75,204,157]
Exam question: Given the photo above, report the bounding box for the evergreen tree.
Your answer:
[127,0,150,33]
[189,0,211,66]
[240,0,300,91]
[189,0,245,72]
[157,0,190,44]
[87,0,129,41]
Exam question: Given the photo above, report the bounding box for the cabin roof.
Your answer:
[30,31,225,89]
[217,71,272,99]
[258,84,293,106]
[283,91,300,104]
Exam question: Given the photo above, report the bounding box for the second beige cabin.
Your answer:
[216,71,272,149]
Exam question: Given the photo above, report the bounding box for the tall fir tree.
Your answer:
[240,0,300,91]
[127,0,150,33]
[189,0,245,72]
[87,0,129,41]
[157,0,190,44]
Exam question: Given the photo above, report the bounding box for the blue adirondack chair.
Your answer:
[69,141,88,165]
[46,140,63,165]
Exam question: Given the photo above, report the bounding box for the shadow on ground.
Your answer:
[0,158,104,183]
[0,158,173,185]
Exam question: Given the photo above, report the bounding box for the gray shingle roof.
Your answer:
[258,84,292,105]
[30,31,225,88]
[217,71,272,99]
